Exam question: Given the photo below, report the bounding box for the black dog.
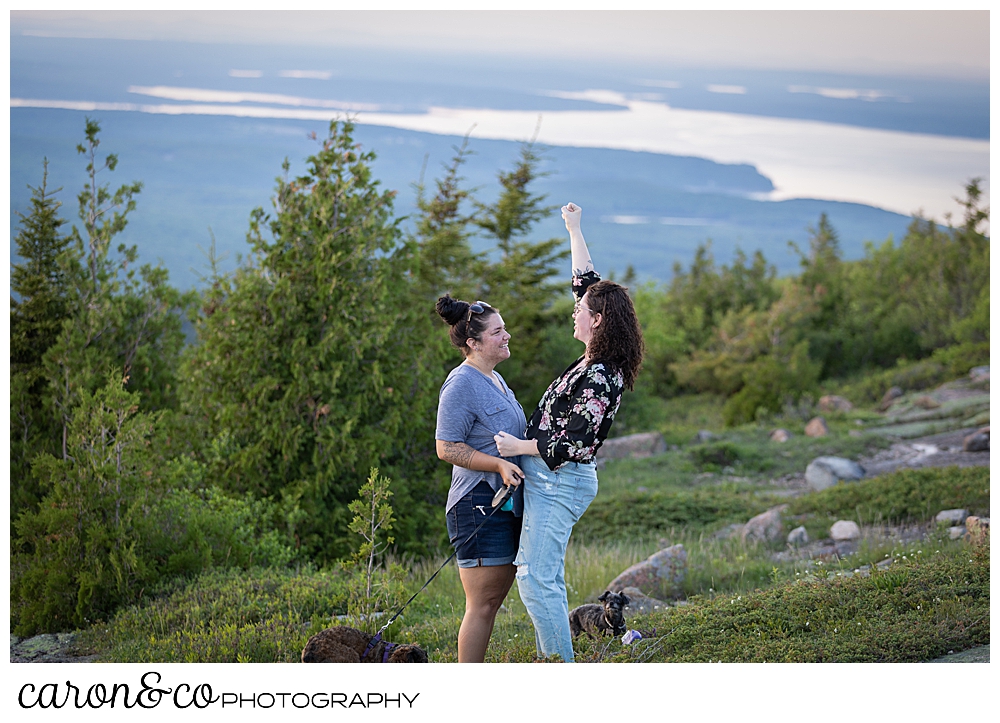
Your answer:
[569,590,630,639]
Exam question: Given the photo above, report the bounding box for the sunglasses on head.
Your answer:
[466,301,487,325]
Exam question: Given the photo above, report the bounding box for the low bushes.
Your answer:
[575,486,773,542]
[788,466,990,524]
[591,542,989,662]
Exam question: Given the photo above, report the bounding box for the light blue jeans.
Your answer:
[515,455,599,662]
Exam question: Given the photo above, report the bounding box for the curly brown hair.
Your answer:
[584,280,644,390]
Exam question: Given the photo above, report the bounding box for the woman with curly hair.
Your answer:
[495,202,644,662]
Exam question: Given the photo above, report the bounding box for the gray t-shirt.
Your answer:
[435,364,527,515]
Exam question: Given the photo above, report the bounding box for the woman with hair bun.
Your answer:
[494,202,645,662]
[434,295,526,663]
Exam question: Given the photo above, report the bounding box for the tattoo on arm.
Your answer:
[440,441,477,469]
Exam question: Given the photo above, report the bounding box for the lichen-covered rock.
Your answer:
[935,509,970,525]
[619,587,669,615]
[598,432,667,461]
[963,427,989,452]
[769,428,791,443]
[741,506,787,543]
[787,526,810,546]
[805,456,865,491]
[818,395,853,412]
[965,516,990,546]
[694,430,716,443]
[804,416,829,437]
[878,386,904,412]
[607,544,687,599]
[830,520,861,541]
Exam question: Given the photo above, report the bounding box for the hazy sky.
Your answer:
[10,8,990,81]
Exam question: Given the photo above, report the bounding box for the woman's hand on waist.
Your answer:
[494,431,539,458]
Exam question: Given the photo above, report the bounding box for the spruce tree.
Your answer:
[181,120,445,561]
[43,119,187,460]
[473,141,569,406]
[10,161,71,519]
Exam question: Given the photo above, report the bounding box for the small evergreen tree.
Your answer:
[181,119,445,562]
[473,142,569,405]
[42,119,187,461]
[10,160,71,519]
[342,468,405,632]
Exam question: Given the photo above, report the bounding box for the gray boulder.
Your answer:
[607,544,687,599]
[935,509,970,525]
[741,505,787,543]
[620,586,669,615]
[787,526,810,546]
[694,430,716,443]
[879,386,904,411]
[948,526,966,540]
[963,427,989,452]
[805,456,865,491]
[969,366,990,383]
[830,520,861,541]
[598,432,668,461]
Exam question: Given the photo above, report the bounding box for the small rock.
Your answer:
[830,520,861,541]
[620,586,668,615]
[598,431,668,461]
[769,428,791,443]
[969,366,990,383]
[608,544,687,599]
[876,557,894,569]
[963,427,989,452]
[948,526,966,540]
[694,430,716,443]
[878,386,904,412]
[742,505,788,543]
[636,486,648,493]
[712,523,744,540]
[965,516,990,545]
[804,416,829,437]
[935,509,970,525]
[913,395,941,410]
[787,526,810,546]
[804,456,865,491]
[818,395,853,412]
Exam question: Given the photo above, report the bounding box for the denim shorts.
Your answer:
[446,479,522,568]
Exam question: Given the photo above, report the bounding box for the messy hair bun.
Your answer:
[436,294,497,356]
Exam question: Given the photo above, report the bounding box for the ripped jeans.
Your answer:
[514,455,599,662]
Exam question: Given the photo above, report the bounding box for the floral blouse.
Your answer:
[525,271,625,470]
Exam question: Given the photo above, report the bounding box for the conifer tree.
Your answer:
[42,119,186,460]
[181,120,444,561]
[10,161,71,518]
[473,141,568,405]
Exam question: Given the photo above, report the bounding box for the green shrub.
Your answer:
[788,466,990,523]
[575,487,772,542]
[11,374,296,636]
[81,565,350,662]
[595,542,989,662]
[688,440,772,473]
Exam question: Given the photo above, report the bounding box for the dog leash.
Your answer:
[367,482,516,647]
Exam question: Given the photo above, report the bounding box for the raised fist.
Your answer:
[561,202,582,231]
